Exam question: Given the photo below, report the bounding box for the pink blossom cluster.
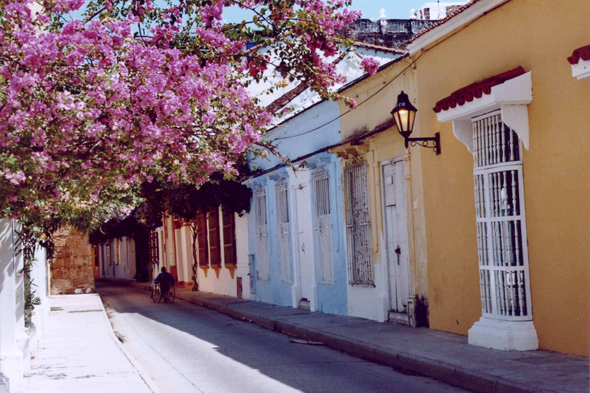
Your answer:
[0,0,360,223]
[361,57,381,76]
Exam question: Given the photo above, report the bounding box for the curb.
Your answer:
[106,279,554,393]
[96,293,163,393]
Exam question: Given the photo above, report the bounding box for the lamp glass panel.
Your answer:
[393,111,401,133]
[397,109,409,132]
[408,110,416,133]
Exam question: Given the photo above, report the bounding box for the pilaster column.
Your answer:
[0,219,24,393]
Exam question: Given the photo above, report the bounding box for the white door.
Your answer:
[382,160,410,312]
[295,184,314,303]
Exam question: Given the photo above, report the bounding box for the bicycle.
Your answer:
[152,283,176,303]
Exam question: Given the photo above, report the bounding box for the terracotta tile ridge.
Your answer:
[567,44,590,65]
[433,66,525,113]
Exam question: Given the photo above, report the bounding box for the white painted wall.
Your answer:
[101,237,136,280]
[0,219,49,393]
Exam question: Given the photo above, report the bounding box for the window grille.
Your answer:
[312,167,334,283]
[223,209,237,267]
[197,212,209,267]
[275,179,292,282]
[254,190,269,280]
[472,111,532,320]
[343,161,373,286]
[208,207,221,267]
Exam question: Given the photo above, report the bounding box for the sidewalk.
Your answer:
[99,278,590,393]
[25,293,160,393]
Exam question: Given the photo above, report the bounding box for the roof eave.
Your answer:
[407,0,510,56]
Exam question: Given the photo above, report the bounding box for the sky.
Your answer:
[69,1,436,24]
[222,0,433,23]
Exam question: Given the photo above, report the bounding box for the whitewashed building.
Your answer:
[0,219,50,393]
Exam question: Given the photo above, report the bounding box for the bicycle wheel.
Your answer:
[168,286,176,303]
[152,287,161,303]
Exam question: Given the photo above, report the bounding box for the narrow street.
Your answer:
[97,282,469,393]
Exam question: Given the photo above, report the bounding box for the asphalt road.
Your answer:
[97,283,469,393]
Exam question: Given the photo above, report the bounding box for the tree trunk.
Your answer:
[190,221,199,291]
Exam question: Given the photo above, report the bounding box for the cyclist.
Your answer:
[154,266,175,300]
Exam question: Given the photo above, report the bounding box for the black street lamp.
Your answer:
[391,91,441,155]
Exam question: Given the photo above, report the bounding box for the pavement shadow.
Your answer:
[95,281,434,393]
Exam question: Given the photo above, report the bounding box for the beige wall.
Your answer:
[411,0,589,356]
[337,60,430,319]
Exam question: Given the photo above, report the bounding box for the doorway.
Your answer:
[382,160,410,313]
[295,184,314,309]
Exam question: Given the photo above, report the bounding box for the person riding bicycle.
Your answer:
[154,266,175,295]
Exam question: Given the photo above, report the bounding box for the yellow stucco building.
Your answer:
[337,0,589,357]
[333,58,431,325]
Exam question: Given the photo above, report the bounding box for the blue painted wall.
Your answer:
[248,101,348,315]
[247,178,294,307]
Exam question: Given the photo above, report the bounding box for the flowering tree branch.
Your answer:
[0,0,365,241]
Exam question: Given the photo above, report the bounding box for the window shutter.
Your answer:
[208,207,221,267]
[275,179,292,282]
[197,212,209,267]
[93,245,99,267]
[148,231,159,263]
[223,210,237,267]
[312,167,334,283]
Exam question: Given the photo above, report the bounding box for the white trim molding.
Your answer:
[468,317,539,351]
[407,0,510,55]
[436,72,532,151]
[571,59,590,80]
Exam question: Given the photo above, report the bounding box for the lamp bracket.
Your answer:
[405,133,441,155]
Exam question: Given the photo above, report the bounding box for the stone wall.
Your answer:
[49,227,94,294]
[342,19,439,50]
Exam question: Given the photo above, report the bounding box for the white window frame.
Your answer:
[275,179,292,282]
[570,58,590,80]
[312,166,334,284]
[436,72,532,152]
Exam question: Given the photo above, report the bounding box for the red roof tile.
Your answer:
[433,66,525,113]
[567,44,590,65]
[406,0,484,45]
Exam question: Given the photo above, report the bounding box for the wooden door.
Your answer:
[383,160,410,312]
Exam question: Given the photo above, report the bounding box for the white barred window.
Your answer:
[343,161,373,286]
[312,167,334,283]
[473,111,532,320]
[275,179,292,282]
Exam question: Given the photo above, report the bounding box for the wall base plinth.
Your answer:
[468,317,538,351]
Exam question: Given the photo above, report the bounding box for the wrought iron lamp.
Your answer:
[391,91,441,155]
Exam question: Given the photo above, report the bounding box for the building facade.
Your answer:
[406,0,589,356]
[247,100,349,313]
[333,57,430,324]
[245,45,403,314]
